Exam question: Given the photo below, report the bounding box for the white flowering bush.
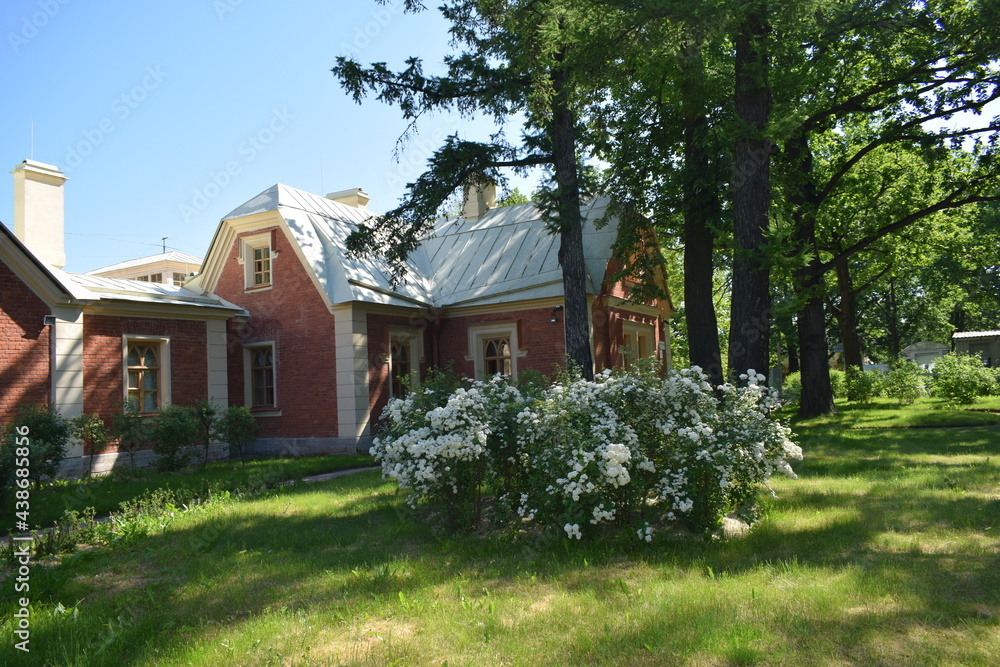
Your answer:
[372,363,802,539]
[371,369,535,529]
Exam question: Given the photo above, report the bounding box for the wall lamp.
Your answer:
[550,305,564,323]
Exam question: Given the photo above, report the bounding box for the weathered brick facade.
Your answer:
[0,260,51,423]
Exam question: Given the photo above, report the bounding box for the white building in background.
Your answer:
[88,250,202,286]
[901,341,951,370]
[953,331,1000,367]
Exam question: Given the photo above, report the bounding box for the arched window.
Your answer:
[252,347,275,407]
[127,343,160,413]
[390,340,410,399]
[483,337,512,377]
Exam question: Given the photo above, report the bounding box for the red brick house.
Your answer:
[1,161,245,474]
[187,182,672,456]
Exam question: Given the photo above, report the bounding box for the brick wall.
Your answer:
[83,315,209,422]
[214,226,339,439]
[437,306,568,379]
[0,260,51,423]
[366,311,434,430]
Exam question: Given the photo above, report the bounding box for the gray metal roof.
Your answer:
[64,272,244,310]
[221,184,618,309]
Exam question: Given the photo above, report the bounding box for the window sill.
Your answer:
[245,284,273,293]
[251,407,282,417]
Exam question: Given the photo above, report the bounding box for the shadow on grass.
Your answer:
[5,429,1000,665]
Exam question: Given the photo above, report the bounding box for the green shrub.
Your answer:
[191,397,219,467]
[884,360,928,405]
[782,369,845,403]
[215,405,261,464]
[829,369,846,399]
[1,403,71,496]
[782,372,802,402]
[110,401,148,470]
[932,353,996,404]
[71,413,111,477]
[846,367,879,403]
[148,404,199,471]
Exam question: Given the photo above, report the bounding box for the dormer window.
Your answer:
[239,232,277,291]
[252,247,271,287]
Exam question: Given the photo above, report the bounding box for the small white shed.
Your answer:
[952,331,1000,367]
[901,341,951,369]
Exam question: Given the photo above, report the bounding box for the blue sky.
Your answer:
[1,0,540,273]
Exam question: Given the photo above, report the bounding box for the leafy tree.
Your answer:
[215,405,261,465]
[333,0,672,381]
[771,0,1000,416]
[593,0,734,386]
[497,187,531,206]
[148,404,198,472]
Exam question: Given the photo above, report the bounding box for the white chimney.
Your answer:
[462,180,496,219]
[326,187,370,209]
[12,160,68,268]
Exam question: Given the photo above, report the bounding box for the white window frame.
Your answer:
[238,232,274,291]
[122,335,171,412]
[622,321,655,366]
[466,322,526,379]
[244,341,279,413]
[387,328,424,399]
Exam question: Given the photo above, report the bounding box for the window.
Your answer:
[136,275,150,282]
[172,272,187,286]
[252,247,271,287]
[483,337,512,376]
[239,232,276,290]
[123,336,171,413]
[387,329,423,399]
[390,340,410,399]
[467,323,523,379]
[244,342,278,411]
[149,273,163,283]
[251,347,275,407]
[622,321,655,367]
[127,343,159,412]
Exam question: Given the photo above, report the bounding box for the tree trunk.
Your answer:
[887,277,901,359]
[729,1,772,381]
[552,65,594,380]
[833,258,864,370]
[784,126,835,416]
[681,45,724,387]
[797,275,836,416]
[787,333,800,373]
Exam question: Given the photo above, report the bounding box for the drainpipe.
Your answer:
[432,307,443,367]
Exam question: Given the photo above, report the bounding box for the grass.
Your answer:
[786,395,1000,429]
[4,454,374,530]
[2,413,999,665]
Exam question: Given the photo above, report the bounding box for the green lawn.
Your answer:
[785,395,1000,429]
[2,414,999,665]
[4,454,374,530]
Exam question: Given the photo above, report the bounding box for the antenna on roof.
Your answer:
[162,236,168,253]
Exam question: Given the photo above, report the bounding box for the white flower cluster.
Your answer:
[372,364,802,540]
